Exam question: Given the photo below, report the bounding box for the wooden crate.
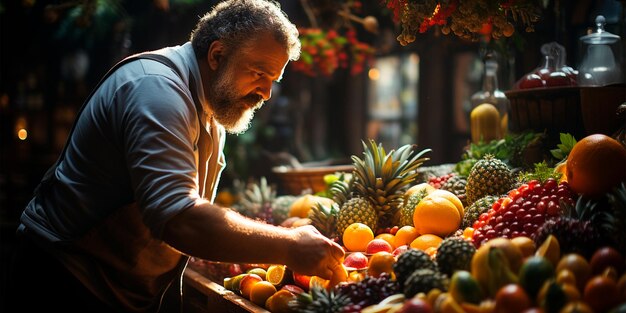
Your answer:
[183,268,270,313]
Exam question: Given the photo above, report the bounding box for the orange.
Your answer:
[409,234,443,251]
[429,189,465,217]
[266,264,292,286]
[394,225,420,247]
[249,281,277,306]
[566,134,626,196]
[413,196,461,237]
[328,264,349,289]
[342,223,374,252]
[375,233,396,248]
[265,289,297,313]
[289,195,335,218]
[367,251,396,278]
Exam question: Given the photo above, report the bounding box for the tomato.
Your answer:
[589,246,624,276]
[494,284,531,313]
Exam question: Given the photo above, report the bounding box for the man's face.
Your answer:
[207,33,290,134]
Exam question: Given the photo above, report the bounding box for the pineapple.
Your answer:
[292,285,351,313]
[403,268,449,298]
[393,248,437,287]
[349,139,431,230]
[461,195,500,228]
[336,197,377,235]
[398,190,427,227]
[465,154,515,205]
[233,177,276,224]
[271,195,297,225]
[441,175,468,207]
[435,237,476,276]
[309,202,340,239]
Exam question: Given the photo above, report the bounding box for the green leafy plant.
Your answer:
[550,133,577,161]
[517,161,561,184]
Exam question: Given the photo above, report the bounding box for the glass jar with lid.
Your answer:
[577,15,624,86]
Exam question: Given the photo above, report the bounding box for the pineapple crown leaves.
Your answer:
[351,139,431,208]
[328,174,354,206]
[291,285,351,313]
[310,202,340,238]
[574,183,626,249]
[236,176,276,216]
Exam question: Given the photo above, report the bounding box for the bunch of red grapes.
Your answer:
[471,178,577,247]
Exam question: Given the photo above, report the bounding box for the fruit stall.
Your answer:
[181,120,626,312]
[176,2,626,312]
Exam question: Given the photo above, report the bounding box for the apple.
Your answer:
[366,238,393,254]
[292,272,312,292]
[281,284,305,295]
[343,252,369,269]
[392,245,410,257]
[399,297,433,313]
[239,273,263,299]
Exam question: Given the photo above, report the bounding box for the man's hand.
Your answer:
[284,225,345,280]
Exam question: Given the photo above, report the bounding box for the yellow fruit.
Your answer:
[247,267,267,281]
[410,234,443,252]
[289,195,335,218]
[510,236,536,259]
[413,196,460,237]
[328,265,349,289]
[265,289,297,313]
[394,225,420,247]
[375,233,396,249]
[266,264,292,286]
[485,237,524,273]
[429,189,465,217]
[470,103,501,144]
[343,223,375,252]
[556,253,591,292]
[368,251,396,278]
[406,182,436,196]
[535,234,560,268]
[249,281,277,306]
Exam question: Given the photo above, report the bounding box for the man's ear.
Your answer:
[207,40,225,70]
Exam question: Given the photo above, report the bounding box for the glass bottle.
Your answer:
[470,57,510,135]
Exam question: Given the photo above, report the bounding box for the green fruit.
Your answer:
[449,270,484,304]
[518,256,555,300]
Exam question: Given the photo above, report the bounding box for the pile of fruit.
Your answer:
[190,134,626,312]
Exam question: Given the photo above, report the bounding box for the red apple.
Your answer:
[343,252,369,269]
[281,284,305,295]
[399,297,433,313]
[292,272,312,292]
[366,238,393,254]
[392,245,410,257]
[239,273,263,299]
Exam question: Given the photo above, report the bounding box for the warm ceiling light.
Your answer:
[368,68,380,80]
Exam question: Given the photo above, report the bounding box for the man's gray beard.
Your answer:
[208,64,263,135]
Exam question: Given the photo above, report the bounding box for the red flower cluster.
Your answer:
[291,28,375,77]
[384,0,541,44]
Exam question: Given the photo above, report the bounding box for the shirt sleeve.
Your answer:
[118,73,200,239]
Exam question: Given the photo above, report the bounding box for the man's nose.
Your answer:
[257,79,273,101]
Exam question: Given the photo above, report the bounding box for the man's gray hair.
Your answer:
[190,0,301,61]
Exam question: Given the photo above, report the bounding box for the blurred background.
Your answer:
[0,0,624,300]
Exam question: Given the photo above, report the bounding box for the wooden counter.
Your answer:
[182,267,270,313]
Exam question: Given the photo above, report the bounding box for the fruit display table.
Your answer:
[183,267,269,313]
